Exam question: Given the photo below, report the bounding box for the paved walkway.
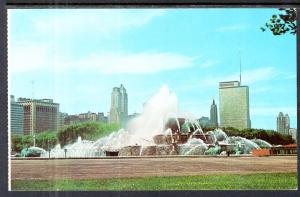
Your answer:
[11,156,297,180]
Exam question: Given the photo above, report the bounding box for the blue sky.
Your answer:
[8,9,297,130]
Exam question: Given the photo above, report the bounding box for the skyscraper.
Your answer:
[10,95,24,135]
[288,128,297,142]
[210,99,218,128]
[198,116,210,128]
[58,112,68,129]
[277,112,290,135]
[109,84,128,124]
[17,98,59,135]
[120,84,128,117]
[219,81,251,130]
[284,114,290,134]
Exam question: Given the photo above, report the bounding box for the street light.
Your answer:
[64,148,67,158]
[48,139,50,158]
[33,134,36,147]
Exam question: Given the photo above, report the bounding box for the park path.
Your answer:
[11,156,297,180]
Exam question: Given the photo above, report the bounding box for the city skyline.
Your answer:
[8,9,296,130]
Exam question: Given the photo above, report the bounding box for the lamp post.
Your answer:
[48,139,50,158]
[64,148,67,158]
[33,134,36,147]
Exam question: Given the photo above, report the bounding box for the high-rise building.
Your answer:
[120,84,128,117]
[198,116,210,128]
[64,111,108,125]
[58,112,68,130]
[277,112,285,133]
[64,115,81,125]
[210,99,218,128]
[97,112,108,123]
[284,114,290,134]
[109,84,128,124]
[10,95,24,135]
[288,128,297,142]
[17,98,59,135]
[277,112,290,135]
[78,111,98,122]
[219,81,251,130]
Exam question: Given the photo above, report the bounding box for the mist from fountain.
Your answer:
[226,136,261,154]
[251,139,272,149]
[125,85,181,144]
[43,85,184,158]
[40,85,273,158]
[212,129,228,142]
[178,138,208,155]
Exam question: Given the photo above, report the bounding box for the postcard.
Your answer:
[8,8,297,191]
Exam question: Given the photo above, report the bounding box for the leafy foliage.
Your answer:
[57,122,120,147]
[11,122,119,152]
[11,131,57,152]
[35,131,58,150]
[187,126,294,145]
[221,127,295,145]
[11,135,23,153]
[261,8,296,35]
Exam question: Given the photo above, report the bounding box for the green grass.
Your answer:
[11,172,297,191]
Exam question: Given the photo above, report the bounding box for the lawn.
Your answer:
[11,172,297,191]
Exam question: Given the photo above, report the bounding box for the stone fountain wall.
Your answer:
[118,145,178,156]
[118,146,142,156]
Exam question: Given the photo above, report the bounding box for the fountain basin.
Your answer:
[105,151,119,156]
[118,145,142,156]
[153,134,167,145]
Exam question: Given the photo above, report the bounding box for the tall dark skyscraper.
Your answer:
[210,99,218,128]
[109,84,128,124]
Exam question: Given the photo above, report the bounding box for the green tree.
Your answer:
[35,130,58,150]
[57,122,120,147]
[21,135,33,149]
[11,135,23,152]
[261,8,296,35]
[221,127,295,145]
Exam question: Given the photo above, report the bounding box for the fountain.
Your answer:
[38,85,268,158]
[20,146,47,157]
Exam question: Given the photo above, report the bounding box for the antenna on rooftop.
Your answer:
[31,80,35,101]
[239,51,242,84]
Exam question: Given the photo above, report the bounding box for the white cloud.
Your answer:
[199,60,219,68]
[61,52,196,74]
[233,67,278,84]
[33,9,165,38]
[177,66,279,92]
[8,43,196,74]
[207,67,278,86]
[216,24,248,32]
[251,86,272,93]
[283,72,296,79]
[8,42,50,73]
[9,10,182,74]
[216,66,277,86]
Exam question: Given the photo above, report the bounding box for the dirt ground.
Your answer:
[11,156,297,180]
